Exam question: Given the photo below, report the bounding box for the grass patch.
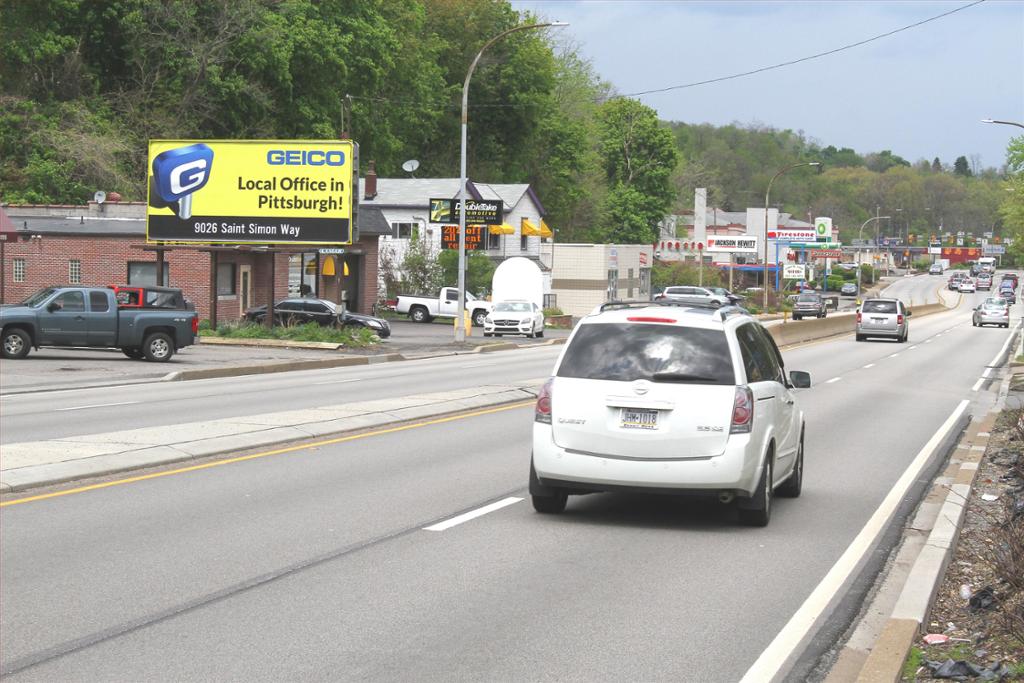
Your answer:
[203,321,378,347]
[902,646,924,680]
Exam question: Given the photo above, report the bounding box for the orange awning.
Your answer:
[489,223,515,235]
[521,218,541,236]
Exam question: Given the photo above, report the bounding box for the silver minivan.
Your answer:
[655,286,730,307]
[856,298,910,342]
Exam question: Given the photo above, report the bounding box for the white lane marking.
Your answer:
[739,400,970,683]
[313,378,363,385]
[862,363,875,369]
[825,377,841,384]
[972,322,1020,392]
[889,353,900,358]
[972,377,986,392]
[925,340,933,344]
[423,497,523,531]
[55,401,139,412]
[463,362,501,368]
[908,345,917,350]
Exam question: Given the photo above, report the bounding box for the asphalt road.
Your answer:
[880,273,950,305]
[1,289,1016,681]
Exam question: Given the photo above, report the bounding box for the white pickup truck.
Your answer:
[396,287,492,326]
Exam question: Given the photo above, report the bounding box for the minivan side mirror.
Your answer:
[790,370,811,388]
[905,310,913,317]
[46,301,59,313]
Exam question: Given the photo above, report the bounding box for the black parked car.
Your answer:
[244,298,391,338]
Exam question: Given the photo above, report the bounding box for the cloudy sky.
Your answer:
[510,0,1024,170]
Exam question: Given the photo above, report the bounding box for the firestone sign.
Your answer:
[768,229,816,242]
[704,236,759,253]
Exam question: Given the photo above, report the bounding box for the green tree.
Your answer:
[953,155,972,177]
[438,249,496,297]
[595,98,678,243]
[399,237,442,295]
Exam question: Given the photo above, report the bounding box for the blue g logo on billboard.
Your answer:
[151,144,214,220]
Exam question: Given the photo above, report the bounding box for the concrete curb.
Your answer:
[0,383,543,494]
[197,337,343,350]
[853,412,990,682]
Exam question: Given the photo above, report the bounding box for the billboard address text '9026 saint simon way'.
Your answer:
[146,139,358,245]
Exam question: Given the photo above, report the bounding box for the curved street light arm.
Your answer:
[981,119,1024,130]
[762,161,821,307]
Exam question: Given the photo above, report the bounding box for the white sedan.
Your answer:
[959,279,977,293]
[484,300,545,338]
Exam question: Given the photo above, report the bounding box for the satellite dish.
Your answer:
[94,190,106,204]
[401,159,420,177]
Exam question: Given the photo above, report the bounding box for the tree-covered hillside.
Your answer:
[1,0,1017,249]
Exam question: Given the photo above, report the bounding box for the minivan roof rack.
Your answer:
[597,300,751,319]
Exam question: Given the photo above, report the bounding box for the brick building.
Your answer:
[0,201,389,322]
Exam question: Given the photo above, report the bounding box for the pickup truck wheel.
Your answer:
[122,347,145,359]
[472,310,487,327]
[2,328,31,359]
[142,332,174,362]
[409,306,430,323]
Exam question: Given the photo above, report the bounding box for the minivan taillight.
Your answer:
[731,386,754,434]
[856,311,862,323]
[897,314,904,325]
[535,378,554,424]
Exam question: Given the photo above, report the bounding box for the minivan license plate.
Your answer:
[621,408,658,430]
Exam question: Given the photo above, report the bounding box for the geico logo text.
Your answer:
[266,150,346,166]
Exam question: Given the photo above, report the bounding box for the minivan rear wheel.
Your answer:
[529,461,568,514]
[738,454,773,527]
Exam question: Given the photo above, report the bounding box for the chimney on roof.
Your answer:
[364,160,377,200]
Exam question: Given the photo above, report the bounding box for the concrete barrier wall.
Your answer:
[768,301,953,347]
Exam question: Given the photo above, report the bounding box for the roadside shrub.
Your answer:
[212,321,377,347]
[825,276,845,290]
[543,306,564,317]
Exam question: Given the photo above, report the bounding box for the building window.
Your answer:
[639,268,651,298]
[13,258,25,282]
[392,222,417,239]
[520,234,528,252]
[127,261,170,286]
[487,231,501,250]
[69,259,82,284]
[217,262,237,296]
[627,268,634,298]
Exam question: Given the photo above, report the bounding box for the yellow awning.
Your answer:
[489,223,515,235]
[540,220,553,239]
[321,256,336,276]
[521,218,541,237]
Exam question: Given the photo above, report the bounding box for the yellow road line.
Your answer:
[1,401,535,508]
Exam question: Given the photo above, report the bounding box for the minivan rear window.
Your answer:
[557,323,735,384]
[862,301,897,313]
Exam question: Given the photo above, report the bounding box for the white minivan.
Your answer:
[530,302,811,526]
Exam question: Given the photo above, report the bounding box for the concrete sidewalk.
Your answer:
[0,382,544,493]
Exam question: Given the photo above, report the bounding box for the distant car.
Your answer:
[840,283,858,296]
[707,287,744,304]
[959,280,976,293]
[792,292,826,320]
[856,298,910,343]
[973,302,1011,328]
[948,273,968,290]
[1001,274,1019,290]
[653,286,731,307]
[244,298,391,337]
[977,274,993,290]
[999,286,1017,305]
[929,264,943,275]
[484,300,545,338]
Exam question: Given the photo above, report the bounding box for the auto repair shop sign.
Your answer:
[704,236,758,253]
[429,198,502,225]
[146,139,358,245]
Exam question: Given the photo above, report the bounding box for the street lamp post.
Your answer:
[762,161,820,308]
[454,21,567,342]
[856,214,890,301]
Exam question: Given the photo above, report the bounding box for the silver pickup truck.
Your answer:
[395,287,492,326]
[1,286,198,361]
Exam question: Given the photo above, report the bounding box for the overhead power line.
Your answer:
[619,0,987,98]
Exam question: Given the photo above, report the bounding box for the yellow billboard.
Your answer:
[146,139,357,245]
